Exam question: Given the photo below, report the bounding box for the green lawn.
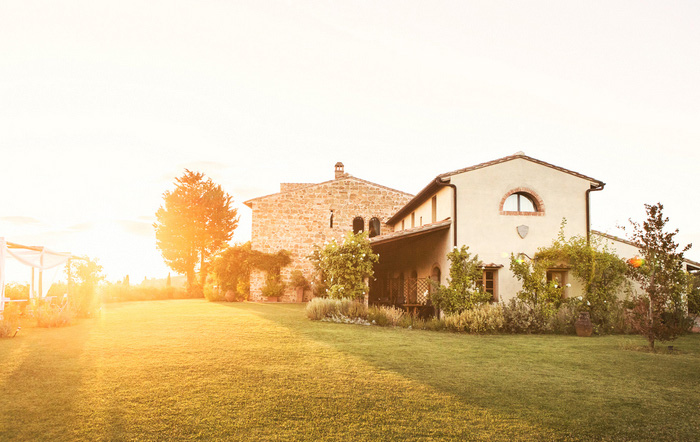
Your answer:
[1,300,699,441]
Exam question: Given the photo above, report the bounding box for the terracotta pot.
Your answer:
[575,312,593,337]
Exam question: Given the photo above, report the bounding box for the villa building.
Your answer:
[244,163,413,302]
[245,153,700,306]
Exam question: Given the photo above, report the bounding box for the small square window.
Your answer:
[482,269,498,302]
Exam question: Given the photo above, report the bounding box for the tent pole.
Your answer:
[39,250,43,298]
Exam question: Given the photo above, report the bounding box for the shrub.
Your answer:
[308,232,378,300]
[536,223,631,332]
[290,270,310,291]
[509,254,563,318]
[261,273,286,298]
[66,257,104,318]
[368,305,405,326]
[0,303,22,338]
[100,284,189,303]
[430,246,492,314]
[306,298,337,320]
[34,301,76,328]
[547,301,577,335]
[203,285,226,302]
[501,298,550,334]
[305,298,368,321]
[4,283,29,300]
[444,304,504,333]
[421,317,446,331]
[209,243,254,301]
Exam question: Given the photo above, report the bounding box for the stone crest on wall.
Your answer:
[517,225,529,239]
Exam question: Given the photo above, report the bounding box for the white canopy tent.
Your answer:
[0,237,73,312]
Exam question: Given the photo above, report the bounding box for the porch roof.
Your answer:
[369,218,451,246]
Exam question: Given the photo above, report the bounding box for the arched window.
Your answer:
[353,216,364,234]
[431,266,441,285]
[503,192,537,212]
[368,217,381,238]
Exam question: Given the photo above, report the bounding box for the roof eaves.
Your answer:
[369,218,451,246]
[387,178,444,225]
[591,229,700,269]
[439,154,605,186]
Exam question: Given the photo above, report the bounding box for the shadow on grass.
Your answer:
[0,319,93,441]
[218,301,700,441]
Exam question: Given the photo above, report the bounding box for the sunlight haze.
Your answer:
[1,1,699,282]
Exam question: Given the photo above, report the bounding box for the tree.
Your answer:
[154,170,238,292]
[626,203,693,350]
[309,232,378,300]
[209,242,254,301]
[67,257,105,317]
[431,246,492,314]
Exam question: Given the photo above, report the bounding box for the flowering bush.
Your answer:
[509,254,563,318]
[430,246,492,314]
[309,232,378,300]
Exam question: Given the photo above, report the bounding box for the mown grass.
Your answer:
[1,300,698,441]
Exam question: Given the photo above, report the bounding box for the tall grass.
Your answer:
[0,303,21,338]
[306,297,368,320]
[443,304,504,333]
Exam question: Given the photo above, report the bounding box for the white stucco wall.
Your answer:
[396,186,452,230]
[384,157,603,302]
[449,158,595,301]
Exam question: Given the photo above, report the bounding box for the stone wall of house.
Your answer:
[248,175,413,302]
[280,183,314,193]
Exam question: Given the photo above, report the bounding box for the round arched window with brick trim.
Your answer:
[504,193,536,212]
[499,188,545,216]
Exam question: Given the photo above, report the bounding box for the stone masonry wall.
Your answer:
[249,176,413,302]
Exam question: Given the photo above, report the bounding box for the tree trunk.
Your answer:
[199,248,207,287]
[648,272,655,351]
[186,269,195,290]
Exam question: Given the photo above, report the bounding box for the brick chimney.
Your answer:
[334,162,344,179]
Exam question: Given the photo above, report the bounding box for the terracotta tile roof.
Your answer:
[388,153,604,224]
[481,263,504,269]
[591,229,700,270]
[369,218,451,246]
[243,174,413,208]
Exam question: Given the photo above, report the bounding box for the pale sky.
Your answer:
[1,1,699,283]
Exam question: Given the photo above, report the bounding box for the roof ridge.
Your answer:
[591,229,700,268]
[439,153,604,185]
[244,174,413,207]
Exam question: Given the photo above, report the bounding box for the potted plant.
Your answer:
[289,270,310,302]
[261,273,285,302]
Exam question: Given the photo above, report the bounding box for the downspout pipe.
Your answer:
[586,182,606,244]
[435,177,458,247]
